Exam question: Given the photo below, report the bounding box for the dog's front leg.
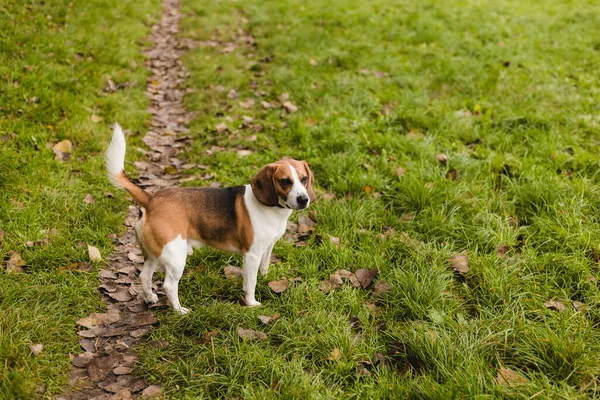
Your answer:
[259,243,274,277]
[242,252,262,307]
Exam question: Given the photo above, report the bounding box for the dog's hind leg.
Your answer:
[160,236,189,314]
[140,256,159,304]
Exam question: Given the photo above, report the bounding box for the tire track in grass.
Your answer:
[59,0,193,398]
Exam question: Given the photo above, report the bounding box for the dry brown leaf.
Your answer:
[573,301,586,311]
[327,347,342,361]
[258,313,281,325]
[436,153,448,166]
[238,328,267,341]
[6,251,26,273]
[30,344,43,356]
[337,269,361,287]
[224,266,243,281]
[446,168,460,181]
[72,351,95,368]
[52,140,72,161]
[355,269,379,288]
[261,101,275,109]
[215,122,228,133]
[237,149,253,157]
[141,385,162,398]
[268,278,289,293]
[91,114,103,123]
[373,280,392,296]
[355,363,372,377]
[83,194,96,204]
[113,366,134,375]
[497,367,529,387]
[297,216,316,234]
[309,58,318,66]
[108,290,132,302]
[278,93,289,102]
[328,234,341,248]
[364,184,375,194]
[448,254,469,274]
[283,101,298,113]
[544,299,567,312]
[395,167,406,176]
[496,244,510,258]
[227,88,238,99]
[239,99,255,108]
[88,245,102,262]
[322,192,336,200]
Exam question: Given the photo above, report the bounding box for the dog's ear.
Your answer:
[251,164,279,206]
[301,160,315,203]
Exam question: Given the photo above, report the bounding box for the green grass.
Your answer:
[0,0,159,397]
[133,0,600,398]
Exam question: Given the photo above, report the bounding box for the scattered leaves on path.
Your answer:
[141,385,162,398]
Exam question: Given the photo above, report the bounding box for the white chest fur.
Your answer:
[244,184,292,252]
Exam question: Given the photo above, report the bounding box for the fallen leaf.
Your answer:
[113,366,134,375]
[319,272,344,292]
[164,165,178,175]
[395,167,406,176]
[127,252,144,264]
[496,244,510,258]
[30,344,43,356]
[544,299,567,312]
[365,302,379,315]
[322,192,336,200]
[327,347,342,361]
[446,168,460,181]
[238,328,267,341]
[258,313,281,324]
[141,385,162,398]
[358,69,370,75]
[215,122,228,133]
[72,352,95,368]
[88,245,102,262]
[436,153,448,166]
[83,194,96,204]
[283,101,298,113]
[52,140,72,161]
[237,149,253,157]
[356,363,372,377]
[224,266,243,281]
[6,251,26,273]
[573,301,586,311]
[227,88,238,99]
[337,269,361,287]
[309,58,318,66]
[297,216,316,234]
[364,184,375,194]
[355,269,379,288]
[108,290,132,302]
[278,93,289,102]
[373,280,392,296]
[130,328,150,338]
[91,114,103,123]
[239,99,255,108]
[328,235,341,248]
[268,278,289,293]
[261,101,275,109]
[87,355,118,382]
[497,367,529,387]
[448,254,469,274]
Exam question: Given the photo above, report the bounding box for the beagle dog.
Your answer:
[106,124,314,314]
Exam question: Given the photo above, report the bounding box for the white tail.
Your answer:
[106,123,126,186]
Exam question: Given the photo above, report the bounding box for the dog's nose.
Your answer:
[297,195,309,207]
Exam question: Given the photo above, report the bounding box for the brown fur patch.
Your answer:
[137,186,253,257]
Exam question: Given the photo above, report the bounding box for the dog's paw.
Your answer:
[245,299,262,307]
[176,306,190,315]
[258,266,269,276]
[143,293,159,304]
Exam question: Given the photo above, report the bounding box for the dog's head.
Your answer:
[251,159,315,210]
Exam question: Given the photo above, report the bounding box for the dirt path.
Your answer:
[59,0,193,398]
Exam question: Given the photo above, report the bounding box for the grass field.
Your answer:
[0,0,159,397]
[2,0,600,398]
[134,0,600,398]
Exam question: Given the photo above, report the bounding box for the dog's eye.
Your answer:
[301,176,308,185]
[279,178,292,187]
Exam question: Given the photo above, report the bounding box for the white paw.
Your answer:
[176,306,190,315]
[143,293,159,304]
[259,266,269,276]
[245,298,262,307]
